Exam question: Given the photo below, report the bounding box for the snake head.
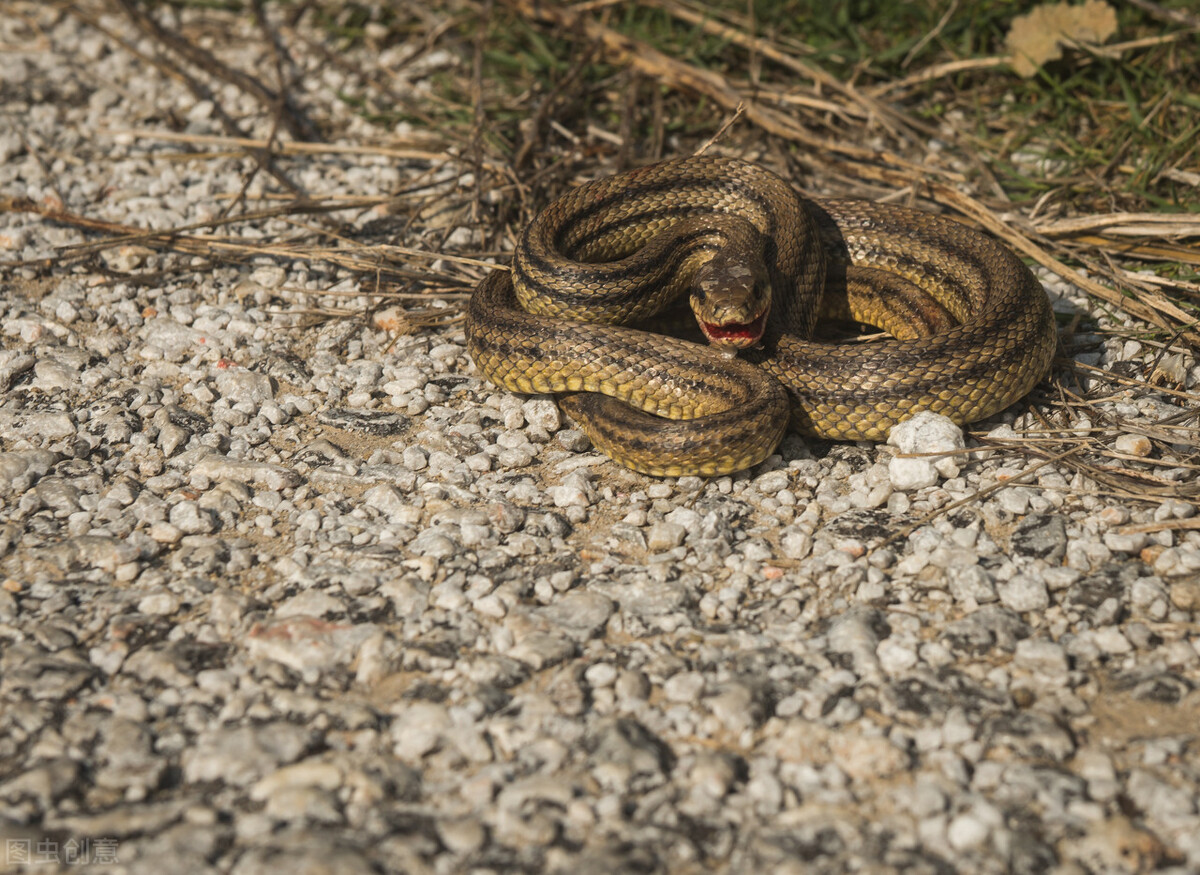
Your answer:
[691,254,771,350]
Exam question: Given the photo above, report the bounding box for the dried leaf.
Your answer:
[1005,0,1118,77]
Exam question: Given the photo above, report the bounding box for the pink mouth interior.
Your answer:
[701,311,767,346]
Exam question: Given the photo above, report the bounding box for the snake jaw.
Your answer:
[698,308,769,348]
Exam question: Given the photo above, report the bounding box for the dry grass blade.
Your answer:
[2,194,390,252]
[1123,0,1200,29]
[101,129,455,163]
[867,57,1011,97]
[1036,213,1200,239]
[942,197,1195,339]
[1070,238,1200,267]
[0,195,474,293]
[1119,518,1200,535]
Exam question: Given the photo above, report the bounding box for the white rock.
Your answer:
[32,359,79,391]
[646,522,686,552]
[663,671,705,703]
[888,457,938,491]
[250,266,287,288]
[1092,627,1132,654]
[888,411,965,478]
[780,528,812,560]
[997,574,1050,612]
[1103,531,1148,554]
[522,397,561,431]
[390,702,451,760]
[168,501,218,535]
[1013,639,1068,674]
[947,565,997,604]
[753,470,789,494]
[1114,433,1152,457]
[876,639,918,674]
[548,485,589,508]
[997,487,1033,516]
[584,663,617,688]
[215,368,274,405]
[947,811,991,850]
[137,591,180,616]
[362,484,410,517]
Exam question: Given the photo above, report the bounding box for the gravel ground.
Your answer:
[2,5,1199,874]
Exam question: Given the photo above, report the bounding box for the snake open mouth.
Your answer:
[699,310,768,348]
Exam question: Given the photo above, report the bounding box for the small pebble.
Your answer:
[1114,434,1152,457]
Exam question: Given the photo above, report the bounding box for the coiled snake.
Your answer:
[465,157,1056,476]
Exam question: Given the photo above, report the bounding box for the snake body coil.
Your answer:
[466,157,1056,476]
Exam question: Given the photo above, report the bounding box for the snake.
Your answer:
[465,156,1057,477]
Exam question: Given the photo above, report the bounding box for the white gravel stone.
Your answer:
[522,397,561,431]
[1103,531,1148,553]
[663,671,706,703]
[876,639,918,674]
[548,484,589,508]
[947,810,992,850]
[168,501,218,534]
[1092,627,1133,655]
[646,521,686,552]
[32,358,80,391]
[1114,433,1152,457]
[1014,639,1068,674]
[137,592,180,617]
[1153,546,1200,577]
[948,565,997,604]
[886,456,939,491]
[997,574,1050,612]
[780,527,812,560]
[753,470,790,494]
[887,412,965,491]
[584,663,618,688]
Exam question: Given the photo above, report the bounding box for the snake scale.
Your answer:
[466,156,1056,477]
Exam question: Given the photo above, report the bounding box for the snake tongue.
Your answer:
[700,310,768,348]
